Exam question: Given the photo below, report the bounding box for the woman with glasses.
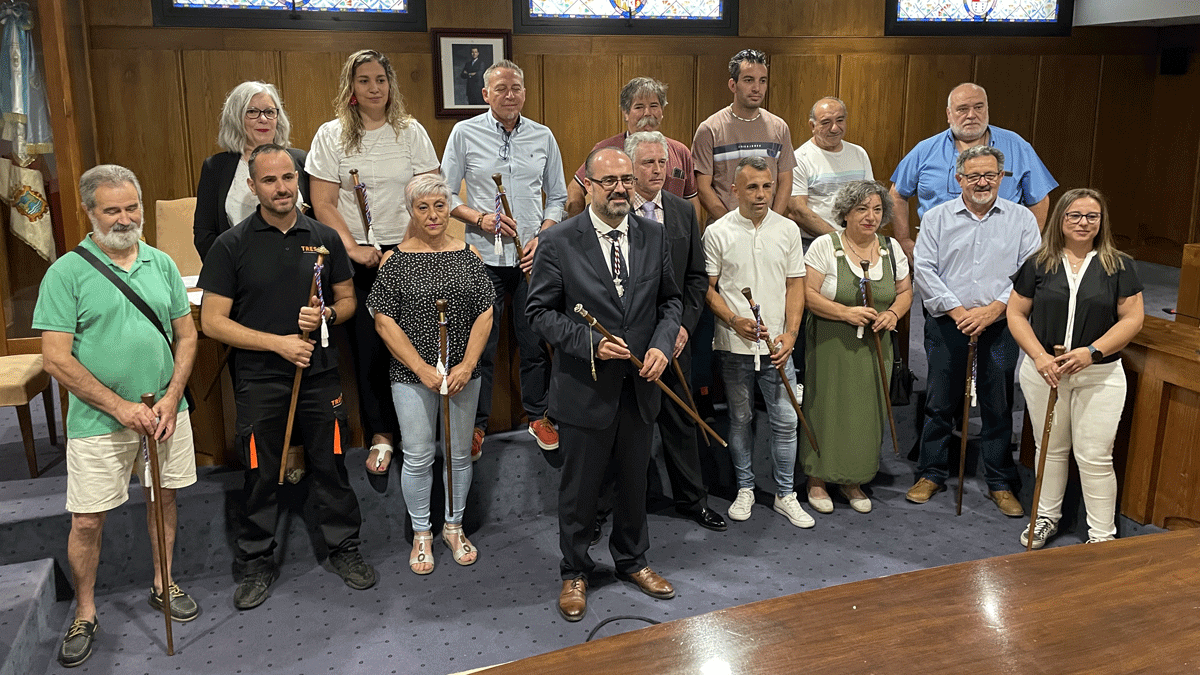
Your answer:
[307,50,441,477]
[194,81,308,260]
[1008,188,1144,548]
[800,180,911,516]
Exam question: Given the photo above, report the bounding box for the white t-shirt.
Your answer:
[703,208,805,356]
[790,139,874,232]
[225,157,307,227]
[804,232,909,300]
[306,118,440,246]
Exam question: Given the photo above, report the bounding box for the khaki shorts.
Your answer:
[65,409,198,513]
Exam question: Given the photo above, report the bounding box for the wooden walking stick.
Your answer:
[672,358,711,447]
[956,334,979,516]
[740,288,820,457]
[349,169,381,251]
[1027,345,1067,552]
[277,247,329,485]
[490,173,530,285]
[573,304,727,447]
[437,299,454,514]
[860,260,901,456]
[140,393,174,656]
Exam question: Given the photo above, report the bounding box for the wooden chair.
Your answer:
[0,354,57,477]
[154,197,201,277]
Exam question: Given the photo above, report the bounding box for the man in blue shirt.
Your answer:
[442,59,568,457]
[908,145,1041,517]
[889,83,1056,260]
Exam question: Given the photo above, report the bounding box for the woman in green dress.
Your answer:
[801,181,912,515]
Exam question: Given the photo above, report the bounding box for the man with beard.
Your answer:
[35,165,199,667]
[526,147,682,622]
[199,144,374,610]
[908,146,1041,517]
[692,49,795,226]
[564,77,700,217]
[889,83,1056,260]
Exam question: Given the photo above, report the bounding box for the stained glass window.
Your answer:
[529,0,722,20]
[170,0,408,11]
[516,0,736,34]
[152,0,424,30]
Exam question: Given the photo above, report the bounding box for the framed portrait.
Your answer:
[431,29,513,119]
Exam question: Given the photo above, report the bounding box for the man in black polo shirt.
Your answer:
[199,144,375,610]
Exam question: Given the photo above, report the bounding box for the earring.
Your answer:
[350,95,358,106]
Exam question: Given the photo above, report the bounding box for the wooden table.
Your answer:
[481,529,1200,674]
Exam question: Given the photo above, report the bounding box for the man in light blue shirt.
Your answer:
[907,145,1041,518]
[889,83,1056,260]
[442,58,567,454]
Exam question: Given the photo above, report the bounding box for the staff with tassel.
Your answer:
[277,247,328,485]
[349,169,381,251]
[1026,345,1066,551]
[956,334,979,516]
[140,393,174,656]
[860,260,902,457]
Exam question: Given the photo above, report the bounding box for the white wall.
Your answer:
[1074,0,1200,27]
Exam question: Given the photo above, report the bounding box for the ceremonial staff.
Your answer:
[491,173,530,284]
[1027,345,1066,552]
[673,358,711,447]
[277,247,328,485]
[739,288,820,457]
[437,299,454,514]
[956,334,979,516]
[349,169,381,251]
[860,260,901,456]
[573,304,726,447]
[140,393,174,656]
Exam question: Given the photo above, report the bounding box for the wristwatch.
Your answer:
[1087,344,1102,363]
[326,307,338,325]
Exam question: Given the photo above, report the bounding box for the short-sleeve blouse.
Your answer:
[1010,254,1143,364]
[367,244,495,383]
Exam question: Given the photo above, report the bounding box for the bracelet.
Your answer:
[326,307,338,325]
[476,213,485,229]
[885,309,899,319]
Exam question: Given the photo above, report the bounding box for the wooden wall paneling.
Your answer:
[388,52,446,151]
[1152,386,1200,525]
[1090,54,1156,249]
[91,49,193,243]
[83,0,151,26]
[278,52,346,154]
[1032,55,1101,210]
[620,55,698,150]
[972,55,1039,142]
[740,0,884,38]
[181,51,282,180]
[765,54,839,150]
[694,53,733,141]
[541,55,621,182]
[838,55,908,189]
[902,55,973,152]
[427,0,512,30]
[1138,53,1200,253]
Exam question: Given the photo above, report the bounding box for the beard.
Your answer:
[260,191,296,218]
[951,121,986,142]
[595,193,631,220]
[92,219,143,251]
[964,188,994,207]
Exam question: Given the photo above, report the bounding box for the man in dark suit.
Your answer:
[527,147,682,622]
[459,47,487,105]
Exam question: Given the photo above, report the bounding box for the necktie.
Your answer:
[605,229,628,294]
[641,201,657,221]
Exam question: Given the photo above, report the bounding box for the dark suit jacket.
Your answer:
[194,148,311,261]
[660,191,707,337]
[526,210,682,429]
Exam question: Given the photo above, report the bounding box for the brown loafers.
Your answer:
[905,477,943,504]
[619,567,675,599]
[988,490,1025,517]
[558,577,587,622]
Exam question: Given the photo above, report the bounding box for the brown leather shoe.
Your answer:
[988,490,1025,517]
[905,477,942,504]
[619,567,675,599]
[558,577,587,622]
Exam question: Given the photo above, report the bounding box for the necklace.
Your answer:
[729,106,761,122]
[843,236,877,265]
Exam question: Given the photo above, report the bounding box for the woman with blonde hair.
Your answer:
[307,50,440,474]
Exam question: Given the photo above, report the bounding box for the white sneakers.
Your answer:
[727,488,755,521]
[773,492,815,528]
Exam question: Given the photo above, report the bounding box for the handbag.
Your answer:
[73,246,196,413]
[884,239,916,406]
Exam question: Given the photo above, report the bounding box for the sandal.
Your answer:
[409,531,434,575]
[365,443,393,475]
[442,523,478,566]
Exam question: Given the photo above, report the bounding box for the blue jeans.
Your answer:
[391,378,481,532]
[918,314,1020,491]
[720,351,798,496]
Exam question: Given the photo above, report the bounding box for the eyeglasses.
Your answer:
[589,175,635,190]
[245,107,279,120]
[960,172,1000,184]
[499,136,510,161]
[1065,212,1101,224]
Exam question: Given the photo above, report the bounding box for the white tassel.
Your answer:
[320,320,329,348]
[437,358,448,395]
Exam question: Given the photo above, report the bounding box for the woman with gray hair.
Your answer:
[193,81,308,260]
[366,174,494,575]
[800,180,912,515]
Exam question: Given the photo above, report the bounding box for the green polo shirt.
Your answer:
[32,235,190,438]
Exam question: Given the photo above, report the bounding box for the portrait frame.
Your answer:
[431,28,513,119]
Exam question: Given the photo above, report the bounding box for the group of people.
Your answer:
[35,46,1145,665]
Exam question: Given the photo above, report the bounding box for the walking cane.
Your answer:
[956,334,979,516]
[739,288,820,457]
[860,260,901,456]
[573,304,727,447]
[491,173,531,285]
[277,247,329,485]
[349,169,382,251]
[140,393,174,656]
[437,299,454,516]
[1027,345,1067,552]
[673,358,711,447]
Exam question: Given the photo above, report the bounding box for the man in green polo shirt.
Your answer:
[34,164,199,668]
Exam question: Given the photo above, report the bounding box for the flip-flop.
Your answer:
[365,443,393,475]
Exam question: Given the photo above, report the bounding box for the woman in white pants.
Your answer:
[1008,188,1144,548]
